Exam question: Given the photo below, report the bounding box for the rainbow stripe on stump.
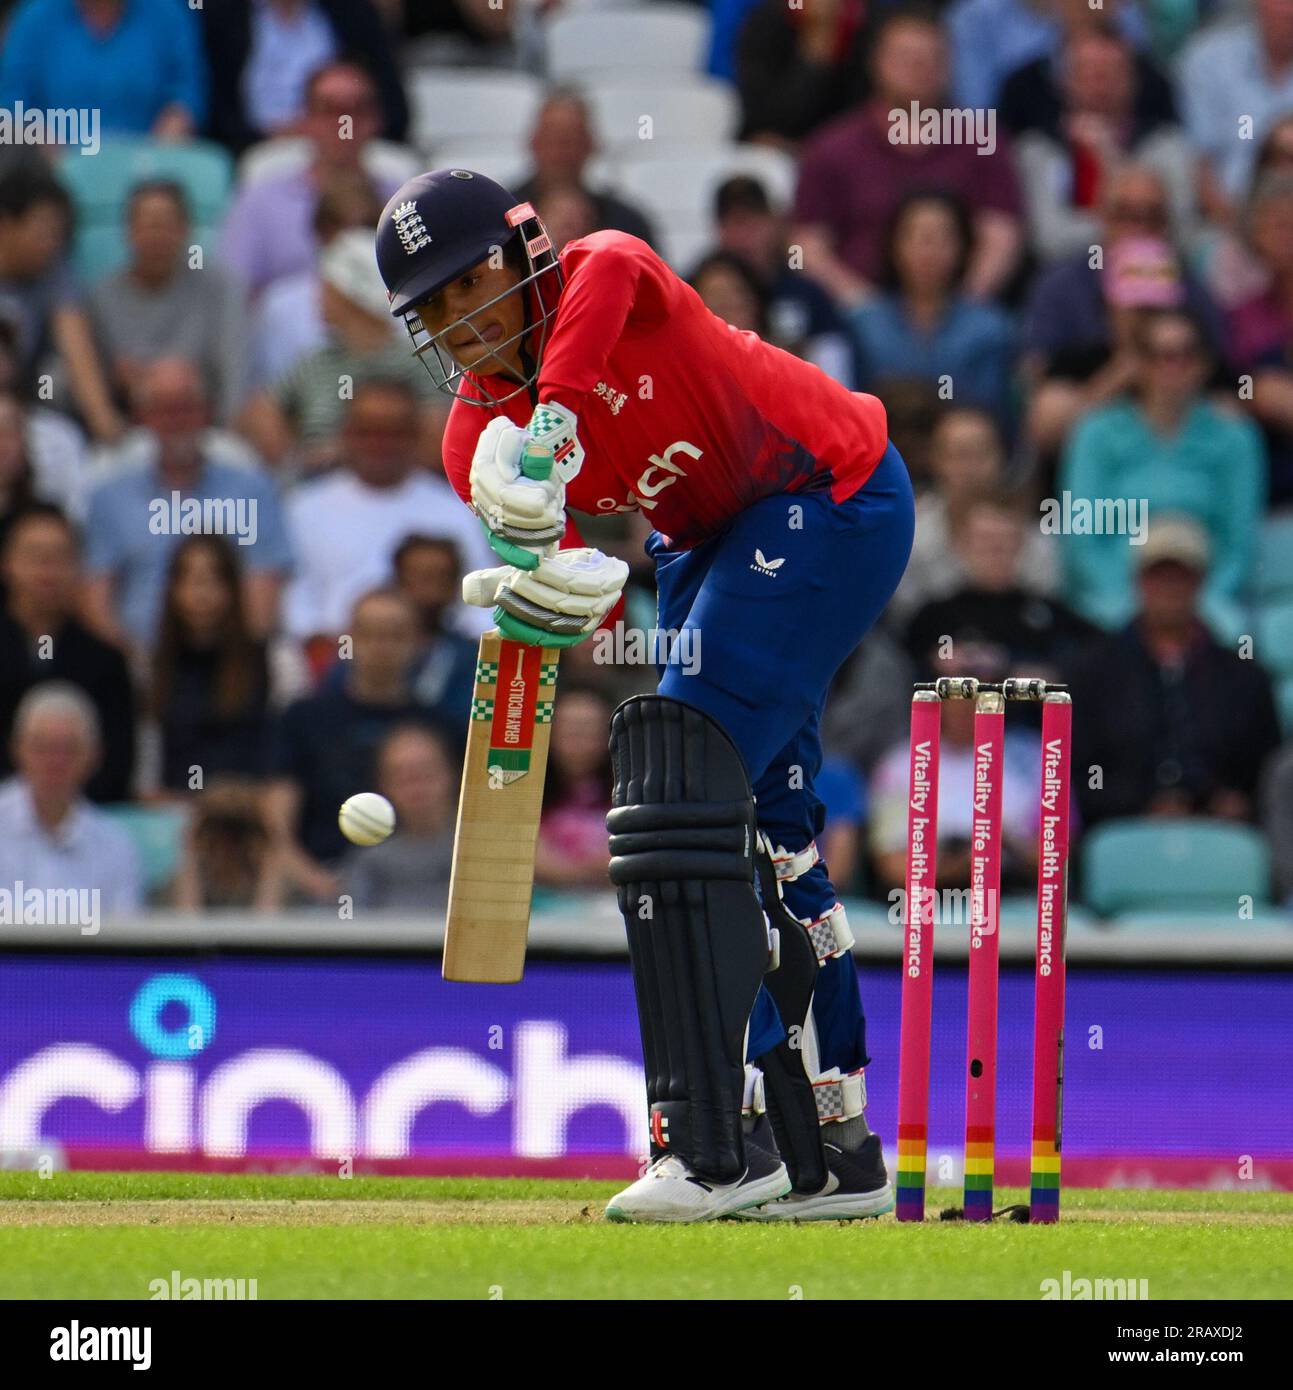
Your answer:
[963,1127,995,1219]
[895,1125,927,1220]
[1030,1135,1062,1222]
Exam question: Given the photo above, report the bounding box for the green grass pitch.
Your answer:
[1,1173,1289,1300]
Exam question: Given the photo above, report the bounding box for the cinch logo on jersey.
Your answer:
[391,200,431,254]
[596,494,639,513]
[750,549,785,577]
[635,440,700,510]
[50,1323,151,1370]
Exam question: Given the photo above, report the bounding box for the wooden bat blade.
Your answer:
[443,632,559,983]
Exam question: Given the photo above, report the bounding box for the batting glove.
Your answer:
[462,547,628,648]
[469,417,566,567]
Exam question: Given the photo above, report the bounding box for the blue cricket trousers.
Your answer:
[648,442,915,1068]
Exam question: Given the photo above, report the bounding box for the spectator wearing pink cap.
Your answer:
[1103,234,1188,310]
[1020,166,1224,474]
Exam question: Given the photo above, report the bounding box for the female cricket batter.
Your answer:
[376,169,914,1223]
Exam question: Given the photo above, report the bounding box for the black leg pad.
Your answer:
[607,696,770,1184]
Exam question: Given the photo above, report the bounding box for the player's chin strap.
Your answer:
[749,832,868,1193]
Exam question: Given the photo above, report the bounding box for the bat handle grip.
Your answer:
[482,442,557,571]
[521,442,554,482]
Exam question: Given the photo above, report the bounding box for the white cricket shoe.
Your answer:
[605,1149,791,1224]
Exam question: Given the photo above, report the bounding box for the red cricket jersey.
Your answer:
[441,231,889,549]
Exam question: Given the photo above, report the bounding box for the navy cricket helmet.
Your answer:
[374,168,562,407]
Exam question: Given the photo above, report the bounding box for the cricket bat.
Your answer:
[443,438,562,983]
[442,632,560,982]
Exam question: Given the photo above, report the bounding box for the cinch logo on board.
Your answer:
[0,972,646,1160]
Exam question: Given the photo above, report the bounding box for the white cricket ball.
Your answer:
[338,792,396,846]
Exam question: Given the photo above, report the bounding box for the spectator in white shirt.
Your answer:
[0,683,142,918]
[1180,0,1293,217]
[220,62,407,298]
[282,378,493,672]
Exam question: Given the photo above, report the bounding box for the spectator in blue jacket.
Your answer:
[850,190,1016,422]
[946,0,1149,111]
[80,359,293,657]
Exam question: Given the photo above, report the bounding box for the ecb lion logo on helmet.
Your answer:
[391,200,431,256]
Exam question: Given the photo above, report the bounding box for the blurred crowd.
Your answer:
[0,0,1292,916]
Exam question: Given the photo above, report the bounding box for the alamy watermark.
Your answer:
[148,492,258,546]
[1041,1269,1150,1300]
[888,101,997,156]
[148,1270,259,1300]
[1040,493,1149,544]
[50,1323,150,1369]
[592,623,702,675]
[889,885,999,929]
[0,883,99,936]
[0,102,100,155]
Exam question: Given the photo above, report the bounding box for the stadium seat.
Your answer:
[582,77,739,154]
[1256,598,1293,677]
[407,68,545,162]
[99,804,189,898]
[1253,513,1293,602]
[422,143,530,193]
[1105,910,1293,933]
[59,137,233,228]
[58,139,234,282]
[598,145,797,267]
[236,137,421,188]
[1081,818,1272,917]
[544,4,709,79]
[996,896,1099,936]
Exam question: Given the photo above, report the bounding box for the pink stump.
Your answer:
[963,690,1005,1220]
[896,691,941,1220]
[1029,694,1073,1222]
